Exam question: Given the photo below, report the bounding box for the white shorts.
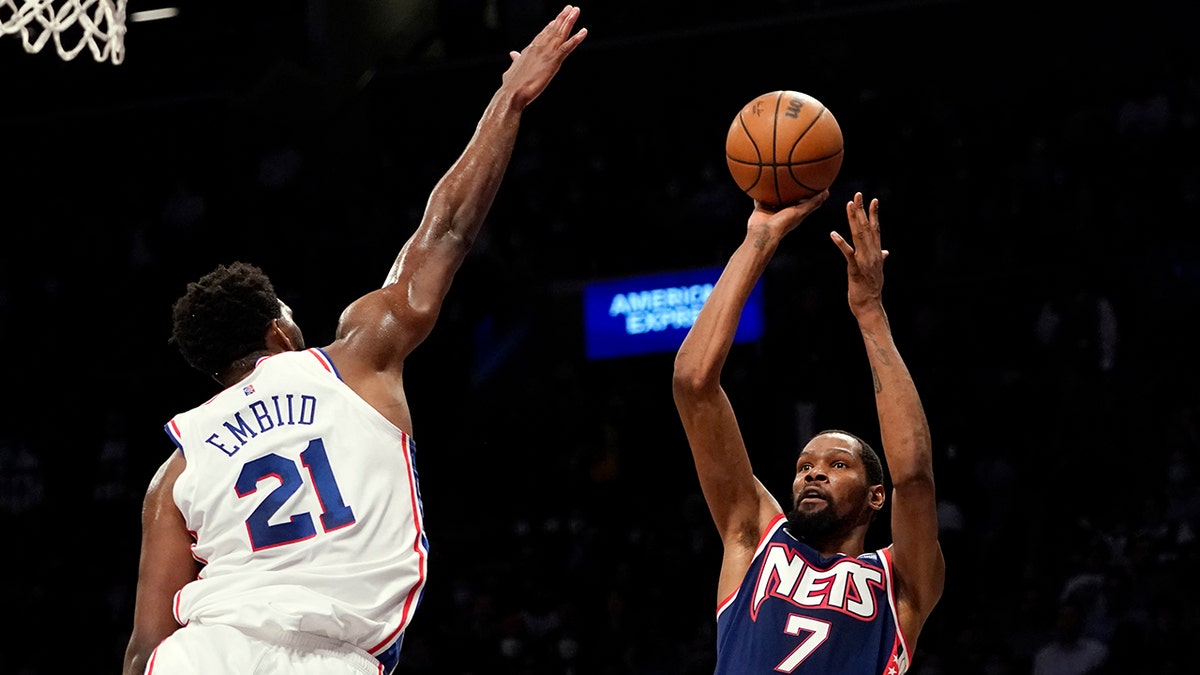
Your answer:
[145,623,383,674]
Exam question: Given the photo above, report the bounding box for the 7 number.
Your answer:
[775,614,831,673]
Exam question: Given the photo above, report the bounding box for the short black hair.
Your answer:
[170,261,282,376]
[813,428,885,488]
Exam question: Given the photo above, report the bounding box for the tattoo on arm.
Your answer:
[863,328,893,366]
[871,365,882,393]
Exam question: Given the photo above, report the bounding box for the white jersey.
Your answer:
[164,348,428,664]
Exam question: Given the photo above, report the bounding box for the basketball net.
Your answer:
[1,0,126,64]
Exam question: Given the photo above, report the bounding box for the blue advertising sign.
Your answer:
[583,266,765,360]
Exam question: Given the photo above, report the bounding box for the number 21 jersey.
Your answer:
[164,348,429,663]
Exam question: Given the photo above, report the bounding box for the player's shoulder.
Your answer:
[266,347,337,371]
[145,447,185,499]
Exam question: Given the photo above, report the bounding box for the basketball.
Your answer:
[725,90,844,208]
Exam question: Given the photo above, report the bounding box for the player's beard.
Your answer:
[784,492,865,544]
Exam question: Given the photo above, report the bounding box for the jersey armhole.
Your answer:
[879,545,911,670]
[716,514,788,616]
[164,419,185,456]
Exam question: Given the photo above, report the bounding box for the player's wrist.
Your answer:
[851,301,887,325]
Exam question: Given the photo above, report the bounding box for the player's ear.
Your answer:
[868,484,886,511]
[266,319,297,352]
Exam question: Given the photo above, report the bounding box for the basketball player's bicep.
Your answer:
[889,485,945,629]
[140,463,198,596]
[129,457,199,660]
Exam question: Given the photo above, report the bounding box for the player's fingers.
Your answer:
[561,27,587,53]
[530,6,567,49]
[830,231,855,260]
[782,193,824,220]
[554,5,577,37]
[845,198,865,229]
[509,50,520,61]
[802,189,830,214]
[864,199,881,237]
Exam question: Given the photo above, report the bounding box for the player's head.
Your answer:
[170,261,305,380]
[785,429,886,545]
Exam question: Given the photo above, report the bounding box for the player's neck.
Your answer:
[815,536,865,559]
[215,352,270,387]
[788,524,868,558]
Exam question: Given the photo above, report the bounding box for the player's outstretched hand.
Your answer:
[831,192,889,314]
[503,5,588,109]
[748,189,829,240]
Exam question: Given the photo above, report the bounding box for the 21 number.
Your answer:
[235,438,356,550]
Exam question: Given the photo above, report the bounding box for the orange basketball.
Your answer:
[725,90,844,208]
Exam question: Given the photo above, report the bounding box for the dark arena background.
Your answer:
[2,1,1197,673]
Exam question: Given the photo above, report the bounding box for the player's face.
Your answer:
[785,433,872,539]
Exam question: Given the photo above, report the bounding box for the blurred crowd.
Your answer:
[1,1,1197,673]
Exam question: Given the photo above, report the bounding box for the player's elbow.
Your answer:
[424,195,480,252]
[440,219,477,252]
[886,437,934,487]
[890,467,937,497]
[123,639,156,675]
[672,354,714,402]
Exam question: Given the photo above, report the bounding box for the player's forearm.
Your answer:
[675,230,778,390]
[856,307,933,485]
[383,88,523,291]
[422,88,524,250]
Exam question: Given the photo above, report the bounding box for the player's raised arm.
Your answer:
[673,192,828,597]
[831,192,945,647]
[336,5,587,366]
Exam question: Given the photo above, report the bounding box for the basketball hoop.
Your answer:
[1,0,127,64]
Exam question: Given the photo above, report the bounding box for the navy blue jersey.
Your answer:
[714,514,908,674]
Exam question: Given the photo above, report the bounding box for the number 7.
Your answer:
[774,614,831,673]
